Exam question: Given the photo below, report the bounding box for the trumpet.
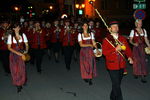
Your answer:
[55,26,61,32]
[64,26,72,34]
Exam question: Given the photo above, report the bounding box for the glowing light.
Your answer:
[81,4,85,8]
[61,14,68,19]
[88,0,96,4]
[75,4,79,9]
[49,6,53,10]
[14,6,19,11]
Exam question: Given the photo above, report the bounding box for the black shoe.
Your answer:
[4,72,10,76]
[83,79,89,83]
[66,67,70,71]
[134,75,138,79]
[89,79,93,85]
[30,62,34,66]
[47,55,50,60]
[141,78,147,83]
[17,86,22,93]
[55,59,59,63]
[37,69,42,74]
[74,57,77,62]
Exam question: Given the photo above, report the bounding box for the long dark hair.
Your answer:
[81,21,90,34]
[11,23,23,37]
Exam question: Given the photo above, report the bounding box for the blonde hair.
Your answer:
[135,19,142,27]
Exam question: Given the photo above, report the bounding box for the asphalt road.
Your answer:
[0,53,150,100]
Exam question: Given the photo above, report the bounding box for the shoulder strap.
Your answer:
[142,29,145,35]
[11,35,13,44]
[134,29,136,36]
[81,33,83,41]
[22,34,24,42]
[105,37,125,59]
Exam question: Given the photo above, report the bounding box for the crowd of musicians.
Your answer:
[0,17,150,100]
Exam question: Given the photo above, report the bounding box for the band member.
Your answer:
[78,22,100,85]
[60,20,75,71]
[73,22,80,61]
[50,20,61,62]
[88,20,95,34]
[30,21,47,74]
[102,20,133,100]
[7,24,29,93]
[45,22,52,60]
[94,21,103,43]
[23,21,35,65]
[129,19,150,83]
[0,21,11,75]
[21,21,29,37]
[21,21,32,46]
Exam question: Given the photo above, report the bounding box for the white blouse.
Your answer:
[129,29,147,38]
[78,33,95,42]
[7,33,28,44]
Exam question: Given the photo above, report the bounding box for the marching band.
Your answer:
[0,18,150,99]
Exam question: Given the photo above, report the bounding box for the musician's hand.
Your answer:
[128,57,133,64]
[23,51,28,54]
[21,54,26,61]
[3,35,8,39]
[96,50,101,55]
[134,43,138,47]
[90,44,93,48]
[115,44,122,51]
[64,31,67,35]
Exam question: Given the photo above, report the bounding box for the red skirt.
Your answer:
[132,43,148,76]
[80,47,97,79]
[9,52,26,86]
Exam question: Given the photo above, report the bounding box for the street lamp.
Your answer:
[75,4,80,9]
[14,6,20,11]
[49,6,53,10]
[81,4,85,9]
[75,4,85,9]
[88,0,96,4]
[75,3,85,16]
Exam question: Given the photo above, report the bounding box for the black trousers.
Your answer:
[108,69,124,100]
[0,50,10,73]
[63,46,74,70]
[32,49,45,72]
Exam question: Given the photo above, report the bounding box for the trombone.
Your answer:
[89,2,126,58]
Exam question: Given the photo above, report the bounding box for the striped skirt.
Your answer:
[80,47,97,79]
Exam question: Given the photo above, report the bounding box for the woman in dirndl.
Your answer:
[78,22,100,85]
[7,24,29,93]
[129,19,150,83]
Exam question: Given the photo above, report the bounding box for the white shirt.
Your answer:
[7,33,28,44]
[129,29,147,38]
[78,33,95,42]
